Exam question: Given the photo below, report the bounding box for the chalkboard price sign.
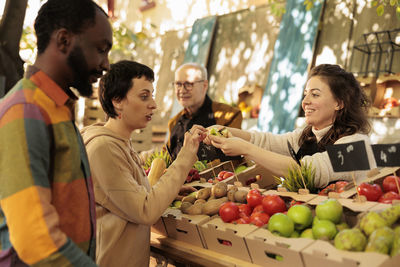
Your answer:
[371,144,400,167]
[326,140,370,172]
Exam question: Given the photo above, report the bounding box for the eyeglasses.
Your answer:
[173,80,204,90]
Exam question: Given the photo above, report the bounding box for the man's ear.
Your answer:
[203,80,209,93]
[55,28,73,54]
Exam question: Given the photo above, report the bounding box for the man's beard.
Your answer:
[67,45,94,97]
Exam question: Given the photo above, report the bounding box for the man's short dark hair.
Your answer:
[34,0,107,54]
[99,60,155,118]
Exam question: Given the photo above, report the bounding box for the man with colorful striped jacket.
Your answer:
[0,0,112,266]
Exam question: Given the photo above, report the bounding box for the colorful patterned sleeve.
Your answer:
[0,101,96,266]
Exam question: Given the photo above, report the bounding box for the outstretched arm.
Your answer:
[209,135,297,177]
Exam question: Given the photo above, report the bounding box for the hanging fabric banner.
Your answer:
[258,0,323,133]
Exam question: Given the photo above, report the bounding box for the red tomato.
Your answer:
[248,189,261,195]
[382,176,400,193]
[357,182,383,201]
[233,216,250,224]
[246,190,263,208]
[318,183,336,196]
[250,212,270,227]
[378,191,400,204]
[223,171,234,179]
[219,202,240,223]
[238,204,252,217]
[289,200,303,208]
[335,181,349,193]
[252,204,264,213]
[218,171,227,179]
[262,194,287,216]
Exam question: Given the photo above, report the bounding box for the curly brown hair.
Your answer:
[298,64,371,150]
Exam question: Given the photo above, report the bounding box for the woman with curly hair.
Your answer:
[203,64,376,188]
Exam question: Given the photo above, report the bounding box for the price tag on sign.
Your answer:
[371,143,400,167]
[326,140,370,172]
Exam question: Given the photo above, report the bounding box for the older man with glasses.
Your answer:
[167,62,243,161]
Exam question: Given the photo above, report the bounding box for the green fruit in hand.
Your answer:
[220,128,229,137]
[209,128,220,136]
[360,211,387,236]
[268,213,294,237]
[287,204,313,231]
[312,219,337,240]
[300,228,314,239]
[365,226,394,255]
[336,222,350,232]
[334,228,367,252]
[315,199,343,224]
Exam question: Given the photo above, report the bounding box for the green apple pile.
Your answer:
[268,198,344,239]
[334,205,400,256]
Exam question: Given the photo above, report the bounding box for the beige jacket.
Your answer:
[250,125,376,188]
[81,123,197,267]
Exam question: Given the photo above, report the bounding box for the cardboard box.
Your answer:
[307,195,379,213]
[162,208,211,248]
[200,217,258,262]
[301,240,396,267]
[265,189,319,203]
[224,164,277,189]
[301,196,400,267]
[245,227,315,267]
[199,160,237,180]
[151,217,167,236]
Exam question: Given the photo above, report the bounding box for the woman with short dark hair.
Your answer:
[81,60,205,266]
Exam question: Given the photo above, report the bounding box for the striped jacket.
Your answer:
[0,67,97,266]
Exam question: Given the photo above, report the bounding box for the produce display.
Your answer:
[154,149,400,266]
[334,205,400,256]
[355,175,400,203]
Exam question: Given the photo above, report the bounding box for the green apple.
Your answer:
[268,213,294,237]
[234,165,247,174]
[287,204,313,231]
[312,216,320,226]
[290,231,300,238]
[315,199,343,224]
[300,228,314,239]
[312,219,338,240]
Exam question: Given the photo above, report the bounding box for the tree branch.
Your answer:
[0,0,28,58]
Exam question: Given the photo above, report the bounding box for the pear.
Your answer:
[334,228,367,252]
[365,226,394,255]
[379,205,400,227]
[336,222,350,232]
[360,211,387,236]
[390,226,400,257]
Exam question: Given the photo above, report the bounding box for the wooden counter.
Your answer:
[150,233,260,267]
